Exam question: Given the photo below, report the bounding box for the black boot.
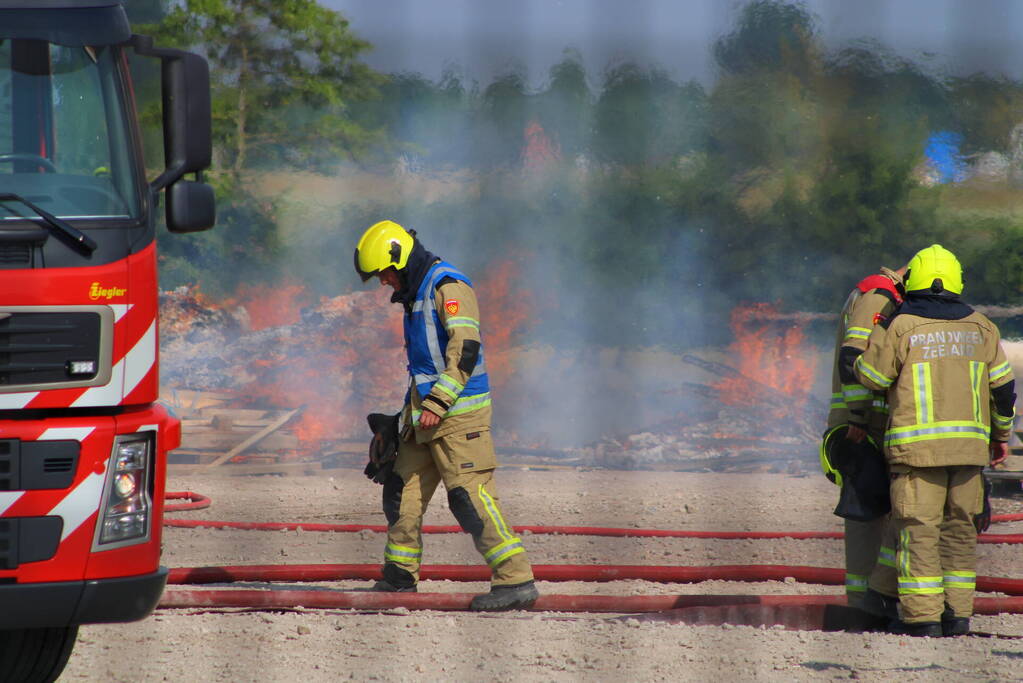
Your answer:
[860,588,900,621]
[469,580,539,611]
[371,563,417,593]
[890,620,943,637]
[941,608,970,637]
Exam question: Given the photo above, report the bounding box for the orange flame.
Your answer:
[231,280,313,331]
[475,256,533,388]
[163,262,534,458]
[715,303,817,415]
[522,120,561,169]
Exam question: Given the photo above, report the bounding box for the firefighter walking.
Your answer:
[855,244,1015,636]
[354,219,539,611]
[823,265,905,609]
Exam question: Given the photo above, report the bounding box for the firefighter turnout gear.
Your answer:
[854,255,1016,626]
[383,431,534,587]
[404,262,492,442]
[825,267,903,607]
[827,267,904,436]
[356,222,536,607]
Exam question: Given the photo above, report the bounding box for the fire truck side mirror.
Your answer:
[132,36,212,193]
[162,51,212,179]
[166,180,216,233]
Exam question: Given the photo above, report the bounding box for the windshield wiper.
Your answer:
[0,192,97,255]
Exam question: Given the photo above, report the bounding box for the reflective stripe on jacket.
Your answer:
[854,309,1015,467]
[405,261,490,426]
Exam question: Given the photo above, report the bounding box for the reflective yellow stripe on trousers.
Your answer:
[478,484,525,568]
[845,573,868,594]
[385,542,423,565]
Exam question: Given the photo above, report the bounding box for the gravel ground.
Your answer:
[60,469,1023,682]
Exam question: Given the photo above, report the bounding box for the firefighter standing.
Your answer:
[353,220,539,611]
[855,244,1015,636]
[823,265,905,609]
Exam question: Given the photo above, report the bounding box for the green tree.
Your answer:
[947,74,1023,155]
[354,68,476,166]
[708,1,822,172]
[593,62,708,164]
[137,1,387,293]
[139,0,385,177]
[535,50,593,161]
[713,0,819,84]
[477,67,530,166]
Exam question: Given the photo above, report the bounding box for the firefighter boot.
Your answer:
[469,580,539,611]
[889,620,943,637]
[860,588,900,622]
[371,563,418,593]
[941,608,970,637]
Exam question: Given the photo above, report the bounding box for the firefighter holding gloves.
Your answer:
[854,244,1015,637]
[354,220,539,611]
[822,265,905,612]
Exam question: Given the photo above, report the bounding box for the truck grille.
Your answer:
[0,439,80,491]
[0,307,113,393]
[0,517,63,569]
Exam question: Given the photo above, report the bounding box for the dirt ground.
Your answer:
[59,468,1023,682]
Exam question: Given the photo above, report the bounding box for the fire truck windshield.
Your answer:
[0,40,141,224]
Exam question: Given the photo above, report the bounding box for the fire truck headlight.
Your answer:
[114,472,137,498]
[97,434,153,546]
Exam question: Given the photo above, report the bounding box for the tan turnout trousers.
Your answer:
[845,517,885,607]
[869,464,983,623]
[382,428,534,587]
[839,424,888,608]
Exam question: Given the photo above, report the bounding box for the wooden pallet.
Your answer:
[163,388,302,471]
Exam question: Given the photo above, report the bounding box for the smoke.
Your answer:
[158,1,1023,464]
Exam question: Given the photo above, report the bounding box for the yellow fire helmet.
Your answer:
[354,220,414,282]
[904,244,964,294]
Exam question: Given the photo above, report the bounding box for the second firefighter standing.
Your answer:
[825,265,905,608]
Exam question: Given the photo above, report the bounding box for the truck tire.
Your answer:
[0,626,78,683]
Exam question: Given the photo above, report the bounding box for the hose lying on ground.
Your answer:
[160,491,1023,624]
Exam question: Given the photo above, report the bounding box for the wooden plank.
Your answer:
[203,408,301,469]
[162,388,235,414]
[198,408,272,421]
[178,431,298,451]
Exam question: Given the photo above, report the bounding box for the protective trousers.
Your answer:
[381,429,534,587]
[844,517,884,607]
[842,425,886,608]
[868,465,983,623]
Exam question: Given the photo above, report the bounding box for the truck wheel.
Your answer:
[0,626,78,683]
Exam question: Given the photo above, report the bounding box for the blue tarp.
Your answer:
[924,131,968,183]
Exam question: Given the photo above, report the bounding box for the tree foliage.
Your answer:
[138,0,385,175]
[136,0,1023,340]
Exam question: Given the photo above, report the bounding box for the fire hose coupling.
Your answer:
[96,433,154,548]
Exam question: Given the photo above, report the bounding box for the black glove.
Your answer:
[364,412,400,485]
[974,474,992,533]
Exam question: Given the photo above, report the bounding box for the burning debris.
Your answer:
[160,286,827,473]
[565,304,826,473]
[160,285,405,454]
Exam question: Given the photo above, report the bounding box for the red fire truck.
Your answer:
[0,2,214,679]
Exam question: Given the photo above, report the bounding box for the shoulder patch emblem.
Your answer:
[873,312,887,325]
[445,299,459,315]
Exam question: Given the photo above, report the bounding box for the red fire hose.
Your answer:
[157,588,1023,616]
[159,491,1023,627]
